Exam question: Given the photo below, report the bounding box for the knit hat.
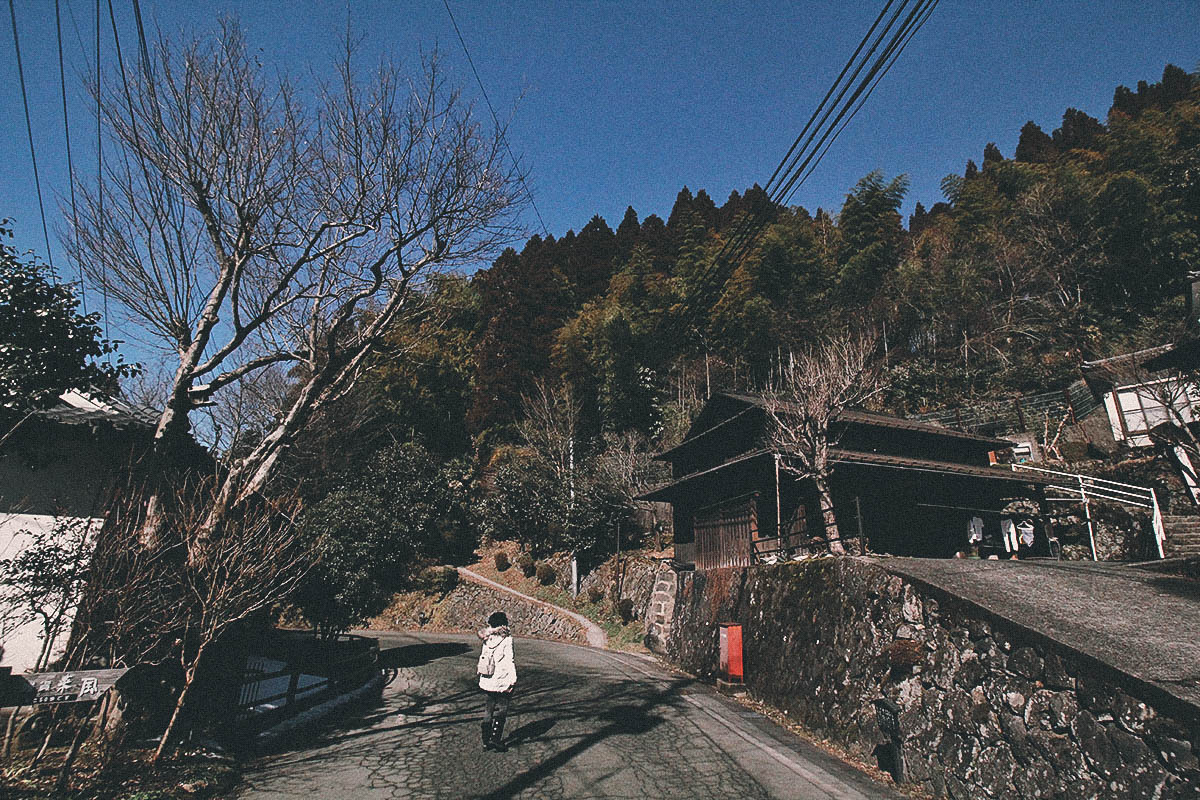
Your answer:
[488,611,508,627]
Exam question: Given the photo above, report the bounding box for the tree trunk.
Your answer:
[2,705,21,758]
[813,474,845,555]
[153,643,208,764]
[54,705,95,793]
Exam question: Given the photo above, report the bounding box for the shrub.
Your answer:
[535,562,556,586]
[417,565,459,596]
[617,598,635,623]
[586,586,604,604]
[494,551,511,572]
[518,554,535,577]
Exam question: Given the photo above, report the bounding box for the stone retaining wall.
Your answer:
[667,559,1200,799]
[419,579,589,644]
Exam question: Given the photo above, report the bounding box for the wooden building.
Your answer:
[640,393,1057,569]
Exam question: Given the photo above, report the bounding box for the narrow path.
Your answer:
[457,567,608,649]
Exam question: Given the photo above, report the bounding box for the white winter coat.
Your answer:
[477,627,516,692]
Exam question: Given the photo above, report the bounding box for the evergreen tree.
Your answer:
[835,171,909,304]
[983,142,1003,165]
[565,215,617,304]
[469,240,572,436]
[614,206,641,263]
[1015,121,1058,163]
[1052,108,1105,152]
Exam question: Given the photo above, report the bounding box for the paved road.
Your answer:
[235,632,900,800]
[881,557,1200,709]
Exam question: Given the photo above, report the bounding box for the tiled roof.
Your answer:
[34,390,158,429]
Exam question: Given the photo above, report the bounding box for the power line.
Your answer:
[97,0,110,347]
[442,0,550,238]
[8,0,56,271]
[57,0,86,313]
[709,0,938,279]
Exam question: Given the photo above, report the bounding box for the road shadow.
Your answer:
[379,642,472,668]
[505,717,556,746]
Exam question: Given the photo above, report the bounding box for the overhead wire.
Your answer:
[97,0,110,347]
[442,0,550,238]
[702,0,938,287]
[714,0,935,272]
[8,0,56,272]
[57,0,86,312]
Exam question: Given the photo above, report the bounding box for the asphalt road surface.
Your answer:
[235,631,900,800]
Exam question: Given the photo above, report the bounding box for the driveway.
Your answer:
[235,631,901,800]
[881,557,1200,710]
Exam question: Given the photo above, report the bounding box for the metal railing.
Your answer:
[234,634,379,730]
[1011,463,1166,560]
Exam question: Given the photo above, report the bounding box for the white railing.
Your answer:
[1011,463,1166,560]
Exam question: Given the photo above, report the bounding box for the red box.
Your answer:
[718,623,743,682]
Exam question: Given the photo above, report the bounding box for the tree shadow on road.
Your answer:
[379,642,472,669]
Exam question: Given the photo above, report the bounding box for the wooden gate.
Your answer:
[693,495,757,569]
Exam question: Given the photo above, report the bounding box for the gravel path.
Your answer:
[457,566,609,649]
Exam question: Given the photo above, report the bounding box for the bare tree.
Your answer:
[152,492,315,762]
[69,22,522,548]
[761,331,885,554]
[519,379,582,491]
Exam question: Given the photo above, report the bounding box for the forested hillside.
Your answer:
[288,64,1200,560]
[371,65,1197,449]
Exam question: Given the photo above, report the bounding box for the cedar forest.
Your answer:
[291,64,1199,610]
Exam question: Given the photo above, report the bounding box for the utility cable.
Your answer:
[57,0,86,312]
[718,0,936,273]
[97,0,110,347]
[689,0,937,321]
[763,0,898,195]
[442,0,550,238]
[9,0,56,271]
[711,0,916,273]
[781,0,938,207]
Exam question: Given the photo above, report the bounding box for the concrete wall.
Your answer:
[0,513,101,673]
[667,560,1199,799]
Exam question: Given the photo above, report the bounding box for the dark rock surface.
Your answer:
[666,557,1200,799]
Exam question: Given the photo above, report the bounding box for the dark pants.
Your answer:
[482,690,510,742]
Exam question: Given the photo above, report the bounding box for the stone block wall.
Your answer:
[396,579,588,644]
[667,559,1199,798]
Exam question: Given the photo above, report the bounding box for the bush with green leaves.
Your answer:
[518,553,535,577]
[295,443,473,637]
[617,598,635,624]
[535,562,556,586]
[417,566,459,596]
[0,221,131,414]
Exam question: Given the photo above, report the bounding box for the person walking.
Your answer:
[477,611,516,751]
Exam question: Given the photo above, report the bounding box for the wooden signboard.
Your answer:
[0,667,128,707]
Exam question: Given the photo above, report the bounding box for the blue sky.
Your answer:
[3,0,1199,303]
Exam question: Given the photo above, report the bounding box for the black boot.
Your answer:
[489,715,507,752]
[481,721,492,748]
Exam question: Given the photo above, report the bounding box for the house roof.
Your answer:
[655,392,1012,461]
[638,449,772,502]
[637,446,1055,502]
[34,390,158,429]
[824,449,1062,485]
